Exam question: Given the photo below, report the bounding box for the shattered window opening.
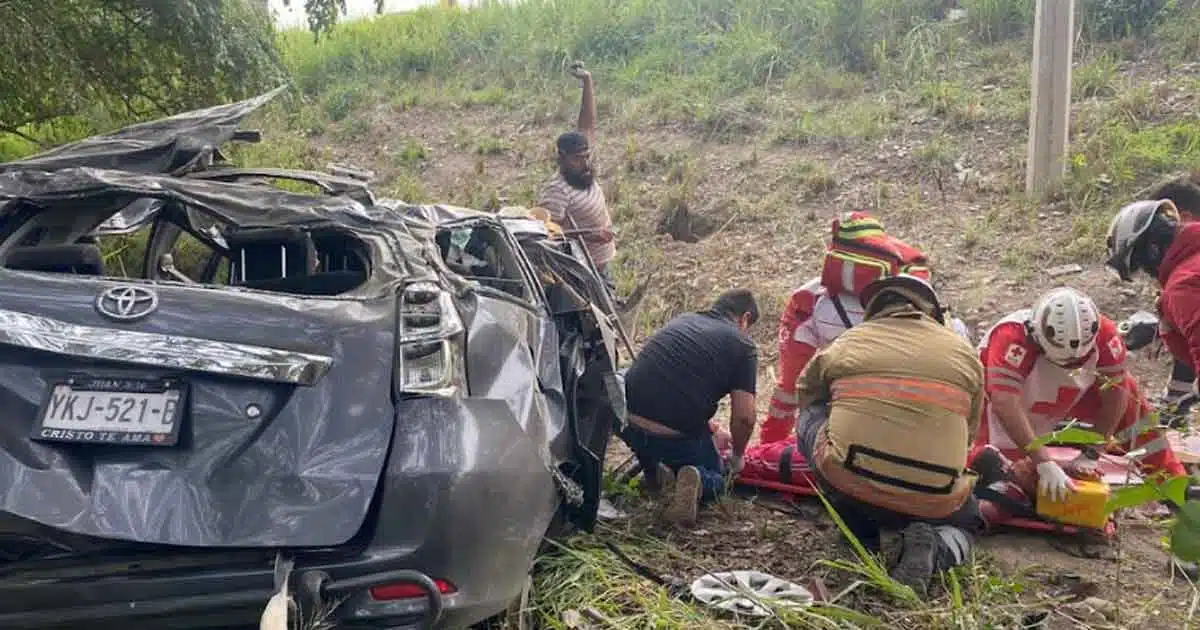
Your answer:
[227,225,372,296]
[434,222,533,303]
[0,195,375,298]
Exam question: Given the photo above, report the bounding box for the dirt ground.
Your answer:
[288,51,1200,627]
[597,438,1196,628]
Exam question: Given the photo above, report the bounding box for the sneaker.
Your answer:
[665,465,702,526]
[890,522,937,597]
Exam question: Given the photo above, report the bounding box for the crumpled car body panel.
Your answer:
[0,86,287,177]
[0,270,399,547]
[0,89,621,554]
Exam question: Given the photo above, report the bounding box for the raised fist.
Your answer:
[569,60,591,80]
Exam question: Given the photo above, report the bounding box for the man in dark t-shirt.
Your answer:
[620,289,760,525]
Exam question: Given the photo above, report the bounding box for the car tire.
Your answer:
[473,573,533,630]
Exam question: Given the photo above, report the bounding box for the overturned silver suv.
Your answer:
[0,88,625,630]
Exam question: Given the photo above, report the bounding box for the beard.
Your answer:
[562,167,595,190]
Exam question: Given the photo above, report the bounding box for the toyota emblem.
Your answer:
[95,285,159,321]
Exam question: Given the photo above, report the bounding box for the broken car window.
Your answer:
[435,223,532,302]
[0,194,374,298]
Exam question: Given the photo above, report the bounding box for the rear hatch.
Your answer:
[0,269,397,548]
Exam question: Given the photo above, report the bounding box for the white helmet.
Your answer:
[1028,287,1101,366]
[1106,199,1178,281]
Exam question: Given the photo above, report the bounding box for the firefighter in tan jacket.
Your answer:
[793,274,985,597]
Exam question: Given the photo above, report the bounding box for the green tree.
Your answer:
[281,0,385,38]
[0,0,286,144]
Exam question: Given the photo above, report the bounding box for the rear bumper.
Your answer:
[0,553,480,630]
[0,395,569,630]
[0,584,283,629]
[303,567,446,629]
[0,378,572,630]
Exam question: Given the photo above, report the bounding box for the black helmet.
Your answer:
[860,274,945,324]
[1106,199,1179,281]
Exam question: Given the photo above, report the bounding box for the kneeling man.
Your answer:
[794,274,985,596]
[619,289,760,526]
[975,286,1186,505]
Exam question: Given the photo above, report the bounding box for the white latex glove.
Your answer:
[1036,460,1076,502]
[728,453,744,475]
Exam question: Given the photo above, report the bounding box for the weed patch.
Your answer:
[1068,118,1200,206]
[393,138,430,165]
[789,160,840,199]
[1074,53,1122,99]
[475,136,509,155]
[322,83,369,122]
[961,0,1036,44]
[773,99,900,149]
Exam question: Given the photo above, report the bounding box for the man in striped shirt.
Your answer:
[536,61,617,293]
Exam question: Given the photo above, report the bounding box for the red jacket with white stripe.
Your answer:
[779,277,865,363]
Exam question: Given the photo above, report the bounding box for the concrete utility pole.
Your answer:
[1025,0,1076,198]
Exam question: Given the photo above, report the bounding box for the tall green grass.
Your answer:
[5,0,1197,164]
[277,0,1196,104]
[279,0,972,102]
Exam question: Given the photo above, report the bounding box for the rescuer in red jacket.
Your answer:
[1140,178,1200,412]
[759,212,932,443]
[974,287,1187,492]
[1107,198,1200,389]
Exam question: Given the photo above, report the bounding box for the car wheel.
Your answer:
[474,573,533,630]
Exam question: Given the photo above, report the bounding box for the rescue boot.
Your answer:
[889,522,973,597]
[665,465,702,526]
[890,522,937,596]
[1158,363,1197,429]
[1161,390,1197,429]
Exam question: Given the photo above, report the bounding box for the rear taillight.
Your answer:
[397,282,466,397]
[369,578,457,601]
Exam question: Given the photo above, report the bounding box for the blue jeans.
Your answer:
[619,424,726,501]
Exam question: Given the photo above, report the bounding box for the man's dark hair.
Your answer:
[556,131,589,156]
[1148,179,1200,214]
[710,288,759,325]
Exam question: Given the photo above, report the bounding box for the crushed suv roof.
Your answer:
[0,86,405,235]
[0,86,288,177]
[0,167,383,230]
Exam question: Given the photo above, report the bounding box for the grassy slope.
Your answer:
[243,1,1200,627]
[257,0,1200,340]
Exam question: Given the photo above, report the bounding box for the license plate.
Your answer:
[32,378,186,446]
